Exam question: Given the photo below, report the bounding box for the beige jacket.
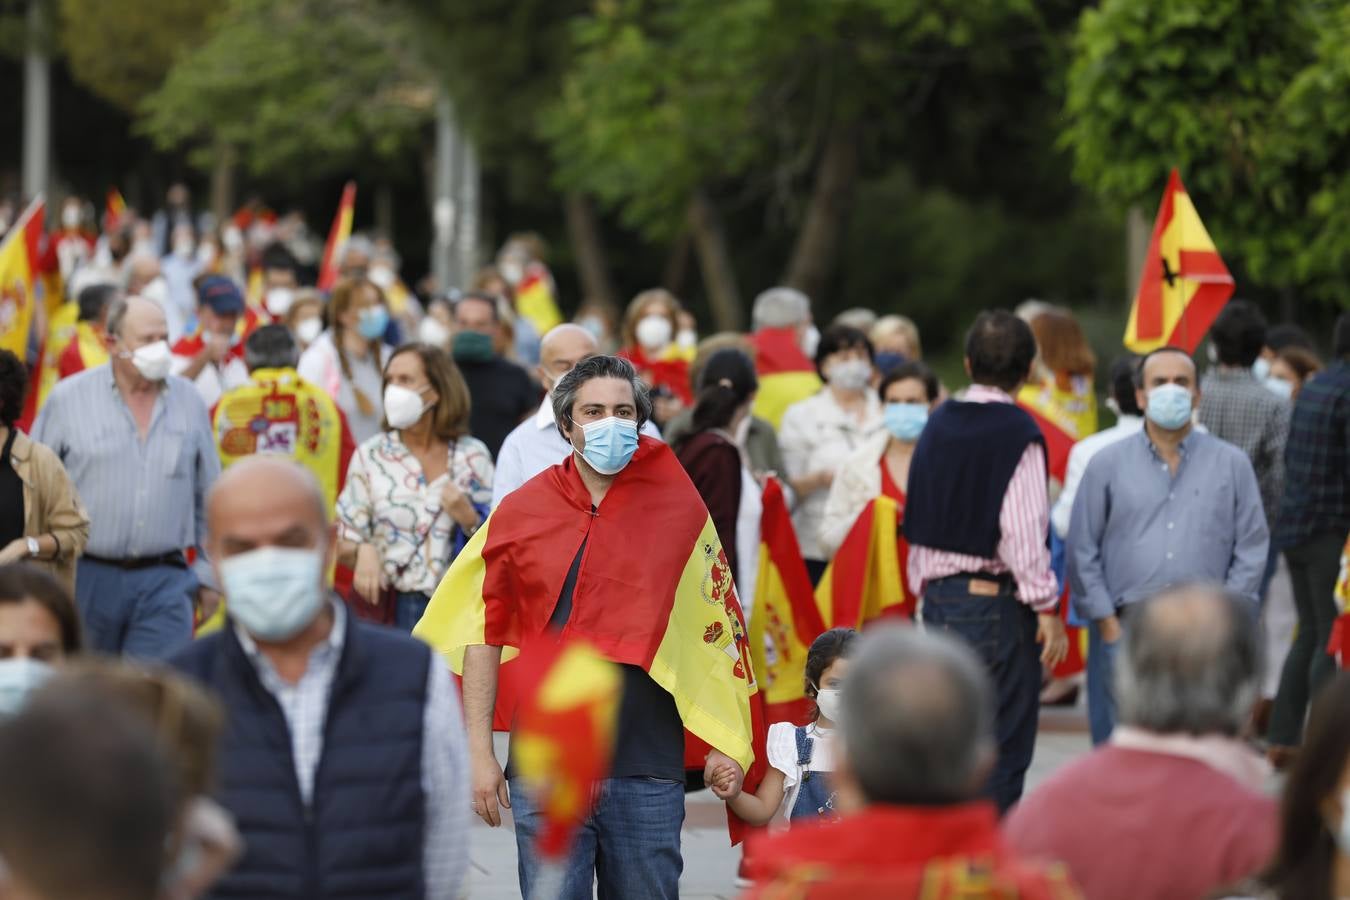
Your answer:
[9,429,89,592]
[818,430,890,559]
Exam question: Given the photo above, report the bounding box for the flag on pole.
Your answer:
[515,264,564,335]
[317,182,356,291]
[506,636,622,859]
[814,496,910,629]
[0,197,46,357]
[748,477,825,725]
[104,188,127,232]
[1123,169,1234,354]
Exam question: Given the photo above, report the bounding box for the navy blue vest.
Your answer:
[903,398,1045,559]
[173,611,430,900]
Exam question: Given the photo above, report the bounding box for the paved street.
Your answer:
[466,711,1092,899]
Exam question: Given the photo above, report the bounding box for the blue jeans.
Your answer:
[1087,620,1120,745]
[75,557,196,660]
[393,590,431,632]
[921,576,1040,814]
[510,775,684,900]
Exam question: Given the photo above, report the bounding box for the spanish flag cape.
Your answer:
[414,436,758,774]
[751,326,822,430]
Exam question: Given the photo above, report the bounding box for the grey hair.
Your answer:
[105,294,164,339]
[832,307,877,332]
[339,234,374,265]
[751,287,811,330]
[1115,584,1261,737]
[550,355,652,441]
[243,324,299,372]
[841,624,995,806]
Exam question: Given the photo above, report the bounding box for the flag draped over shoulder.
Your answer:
[414,437,758,773]
[749,478,825,725]
[515,263,563,336]
[1124,169,1234,355]
[816,496,910,628]
[318,182,356,291]
[751,327,822,430]
[0,197,45,358]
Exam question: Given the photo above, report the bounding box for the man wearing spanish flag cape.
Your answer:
[414,355,755,900]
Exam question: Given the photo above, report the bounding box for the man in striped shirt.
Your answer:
[903,310,1068,813]
[32,294,219,660]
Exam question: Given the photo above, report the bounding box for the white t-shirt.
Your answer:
[765,721,835,828]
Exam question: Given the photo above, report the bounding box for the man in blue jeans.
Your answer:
[904,311,1068,813]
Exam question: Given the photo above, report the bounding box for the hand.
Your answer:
[353,543,384,605]
[1098,614,1122,645]
[813,469,835,492]
[196,587,223,623]
[0,539,28,565]
[704,750,744,800]
[470,746,510,827]
[1036,613,1068,668]
[440,482,479,532]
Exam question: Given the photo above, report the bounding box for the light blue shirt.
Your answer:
[1068,428,1269,621]
[32,365,219,565]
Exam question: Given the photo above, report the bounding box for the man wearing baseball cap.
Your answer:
[171,275,251,408]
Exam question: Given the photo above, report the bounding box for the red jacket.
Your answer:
[745,803,1081,899]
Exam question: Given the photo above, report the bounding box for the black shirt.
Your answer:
[0,429,24,549]
[456,357,540,459]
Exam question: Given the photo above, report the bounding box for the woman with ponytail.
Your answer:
[674,347,764,601]
[297,278,391,442]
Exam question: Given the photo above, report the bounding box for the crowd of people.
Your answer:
[0,185,1348,899]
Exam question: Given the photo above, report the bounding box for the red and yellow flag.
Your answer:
[0,197,46,358]
[751,326,823,430]
[507,636,622,859]
[515,263,563,335]
[1329,533,1350,669]
[1124,169,1234,355]
[104,188,127,232]
[317,182,356,291]
[815,496,911,629]
[749,478,826,726]
[413,437,758,773]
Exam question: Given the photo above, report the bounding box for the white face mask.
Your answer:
[1264,376,1294,400]
[265,287,295,317]
[418,317,451,348]
[826,358,872,392]
[61,205,81,229]
[676,328,698,350]
[800,324,821,359]
[1252,356,1272,381]
[0,657,53,719]
[294,317,323,345]
[499,259,525,285]
[384,383,431,430]
[814,688,843,725]
[125,339,172,381]
[635,314,673,351]
[368,264,396,290]
[219,546,325,642]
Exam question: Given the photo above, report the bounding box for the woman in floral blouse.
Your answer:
[337,343,495,630]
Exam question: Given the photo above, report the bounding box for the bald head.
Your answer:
[206,457,330,567]
[1117,584,1259,736]
[538,324,599,393]
[125,254,161,293]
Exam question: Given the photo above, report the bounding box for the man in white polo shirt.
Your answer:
[491,323,661,508]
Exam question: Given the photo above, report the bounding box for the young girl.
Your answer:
[713,627,856,827]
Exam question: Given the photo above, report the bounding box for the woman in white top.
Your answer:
[336,343,494,630]
[297,277,391,443]
[711,628,856,828]
[778,325,883,582]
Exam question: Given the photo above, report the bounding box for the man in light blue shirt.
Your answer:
[32,295,219,659]
[1069,346,1268,744]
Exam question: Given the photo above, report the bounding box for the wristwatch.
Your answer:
[25,537,39,558]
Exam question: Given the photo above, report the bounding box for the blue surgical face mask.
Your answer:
[873,351,908,376]
[0,657,53,719]
[356,305,389,340]
[1145,383,1193,431]
[576,416,639,475]
[1264,376,1294,400]
[883,402,928,442]
[219,546,326,642]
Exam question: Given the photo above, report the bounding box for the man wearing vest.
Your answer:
[904,310,1068,814]
[172,456,470,899]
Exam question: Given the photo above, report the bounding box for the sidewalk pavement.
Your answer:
[466,710,1092,899]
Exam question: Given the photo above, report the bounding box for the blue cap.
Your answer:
[197,275,245,316]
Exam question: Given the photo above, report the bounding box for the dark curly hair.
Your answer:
[0,349,27,428]
[805,627,857,719]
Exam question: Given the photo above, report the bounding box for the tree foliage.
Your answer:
[139,0,435,180]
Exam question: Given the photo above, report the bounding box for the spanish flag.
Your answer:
[507,636,622,859]
[749,478,826,725]
[104,188,127,232]
[515,264,563,336]
[751,326,822,431]
[815,496,911,628]
[0,197,45,357]
[1124,169,1234,355]
[1329,533,1350,669]
[414,437,757,773]
[318,181,356,291]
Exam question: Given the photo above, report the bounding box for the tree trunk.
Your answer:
[1125,204,1149,304]
[210,142,236,226]
[782,121,859,302]
[563,191,618,315]
[688,189,742,332]
[661,229,692,298]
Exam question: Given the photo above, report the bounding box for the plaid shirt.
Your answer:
[1274,360,1350,548]
[1199,368,1290,527]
